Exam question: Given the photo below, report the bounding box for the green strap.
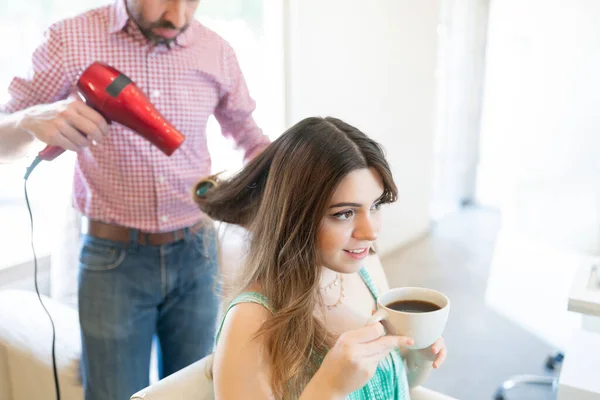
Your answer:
[358,267,379,300]
[215,292,272,345]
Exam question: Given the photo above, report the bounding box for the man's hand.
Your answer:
[18,96,109,152]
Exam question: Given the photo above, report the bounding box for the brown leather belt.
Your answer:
[84,219,205,246]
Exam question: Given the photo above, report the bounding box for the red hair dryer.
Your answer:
[37,61,185,162]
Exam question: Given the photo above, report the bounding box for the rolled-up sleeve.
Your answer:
[213,42,270,162]
[1,25,70,114]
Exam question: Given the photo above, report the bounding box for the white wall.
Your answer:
[431,0,489,220]
[286,0,441,256]
[477,0,600,254]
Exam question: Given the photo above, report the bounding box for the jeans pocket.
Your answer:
[191,224,218,261]
[79,235,128,271]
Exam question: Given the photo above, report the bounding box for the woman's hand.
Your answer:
[404,337,447,389]
[429,337,447,369]
[411,337,447,368]
[303,322,413,399]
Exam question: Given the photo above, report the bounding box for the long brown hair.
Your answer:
[194,117,398,398]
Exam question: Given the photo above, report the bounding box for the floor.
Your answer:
[381,206,574,400]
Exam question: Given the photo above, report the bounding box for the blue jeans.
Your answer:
[78,223,219,400]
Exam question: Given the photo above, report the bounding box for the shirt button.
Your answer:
[161,216,169,223]
[158,175,165,184]
[151,90,161,98]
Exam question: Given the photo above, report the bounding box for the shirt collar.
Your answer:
[108,0,129,34]
[175,26,192,47]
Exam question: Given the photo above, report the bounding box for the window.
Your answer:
[0,0,285,269]
[198,0,286,173]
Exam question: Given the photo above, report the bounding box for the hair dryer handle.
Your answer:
[38,145,66,161]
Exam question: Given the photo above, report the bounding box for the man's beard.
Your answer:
[140,21,189,46]
[129,10,189,46]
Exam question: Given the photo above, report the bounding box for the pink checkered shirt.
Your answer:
[2,0,270,233]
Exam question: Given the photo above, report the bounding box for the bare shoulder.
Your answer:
[217,300,271,344]
[363,253,391,293]
[213,301,274,399]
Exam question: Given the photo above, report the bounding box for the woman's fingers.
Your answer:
[431,338,447,368]
[431,337,444,353]
[359,335,414,357]
[342,322,386,344]
[433,347,446,369]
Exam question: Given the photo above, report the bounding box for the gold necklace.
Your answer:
[320,273,345,310]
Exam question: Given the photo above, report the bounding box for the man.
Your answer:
[0,0,270,398]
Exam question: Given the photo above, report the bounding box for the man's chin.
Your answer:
[149,34,177,46]
[140,29,177,46]
[155,37,176,45]
[152,27,180,40]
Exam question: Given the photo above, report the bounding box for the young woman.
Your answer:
[194,117,447,399]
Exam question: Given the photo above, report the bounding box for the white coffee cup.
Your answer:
[367,287,450,349]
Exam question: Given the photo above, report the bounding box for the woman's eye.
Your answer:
[333,210,355,221]
[371,201,382,211]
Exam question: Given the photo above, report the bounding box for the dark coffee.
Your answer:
[386,300,441,313]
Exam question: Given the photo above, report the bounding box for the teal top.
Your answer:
[215,267,411,400]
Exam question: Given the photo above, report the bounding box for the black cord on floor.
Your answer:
[24,156,61,400]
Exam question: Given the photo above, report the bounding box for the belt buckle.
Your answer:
[139,231,150,246]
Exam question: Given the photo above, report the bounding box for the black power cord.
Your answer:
[24,155,61,400]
